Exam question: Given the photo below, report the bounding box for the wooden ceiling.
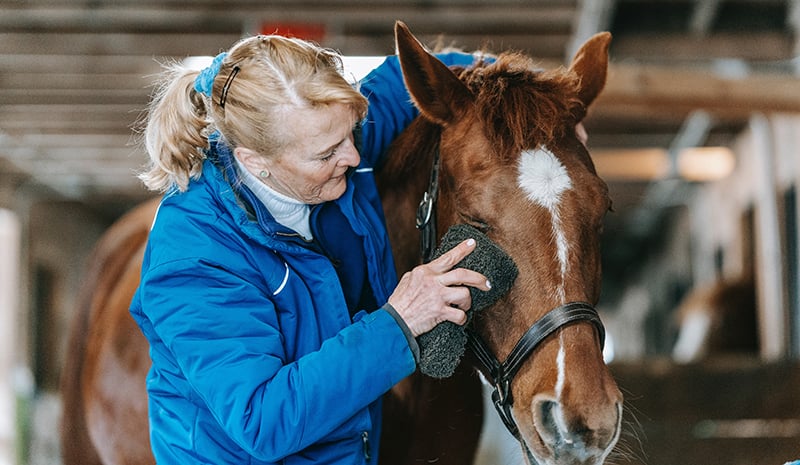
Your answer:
[1,0,799,222]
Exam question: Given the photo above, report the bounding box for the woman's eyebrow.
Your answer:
[316,138,344,156]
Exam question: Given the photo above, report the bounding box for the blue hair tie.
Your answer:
[194,52,227,97]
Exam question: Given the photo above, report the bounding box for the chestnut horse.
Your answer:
[61,22,621,465]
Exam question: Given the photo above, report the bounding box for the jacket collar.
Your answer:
[201,134,311,251]
[202,133,365,255]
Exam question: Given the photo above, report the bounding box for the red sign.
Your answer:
[260,22,326,42]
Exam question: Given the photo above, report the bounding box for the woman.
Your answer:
[130,34,489,464]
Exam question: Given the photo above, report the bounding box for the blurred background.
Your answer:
[1,1,799,464]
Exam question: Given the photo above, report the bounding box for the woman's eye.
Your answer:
[320,149,336,162]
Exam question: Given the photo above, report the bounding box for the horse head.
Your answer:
[391,21,622,465]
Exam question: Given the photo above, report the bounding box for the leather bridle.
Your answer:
[466,302,605,441]
[415,138,441,264]
[415,143,607,448]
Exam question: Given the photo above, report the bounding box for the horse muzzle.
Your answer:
[525,394,623,465]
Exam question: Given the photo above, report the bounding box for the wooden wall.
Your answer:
[611,359,800,465]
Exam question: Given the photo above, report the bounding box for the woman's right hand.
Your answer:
[387,238,491,337]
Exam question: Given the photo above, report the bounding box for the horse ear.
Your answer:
[568,32,611,120]
[394,21,472,125]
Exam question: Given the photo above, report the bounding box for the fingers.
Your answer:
[443,306,468,326]
[428,238,476,272]
[442,285,473,313]
[387,237,493,337]
[438,267,491,292]
[430,238,491,291]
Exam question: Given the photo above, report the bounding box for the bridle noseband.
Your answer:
[415,142,607,447]
[466,302,605,441]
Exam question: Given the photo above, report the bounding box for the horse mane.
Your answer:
[381,52,584,178]
[459,52,584,159]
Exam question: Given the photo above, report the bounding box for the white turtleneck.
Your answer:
[234,157,313,240]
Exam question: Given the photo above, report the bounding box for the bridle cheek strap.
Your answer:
[465,301,606,441]
[416,139,441,264]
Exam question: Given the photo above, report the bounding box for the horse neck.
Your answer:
[377,118,441,274]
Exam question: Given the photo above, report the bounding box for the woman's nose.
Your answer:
[339,140,361,167]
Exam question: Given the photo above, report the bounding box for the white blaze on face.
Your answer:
[518,146,574,409]
[554,332,571,438]
[517,146,572,301]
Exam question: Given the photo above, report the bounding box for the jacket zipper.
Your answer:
[361,431,371,461]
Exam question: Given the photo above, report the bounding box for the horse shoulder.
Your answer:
[61,198,158,465]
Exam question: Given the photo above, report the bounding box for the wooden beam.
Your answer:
[0,105,137,134]
[0,3,577,34]
[597,63,800,117]
[0,30,571,59]
[593,148,670,180]
[611,32,793,61]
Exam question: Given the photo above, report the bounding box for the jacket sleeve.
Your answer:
[139,257,416,461]
[357,52,484,169]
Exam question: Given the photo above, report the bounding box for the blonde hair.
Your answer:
[139,35,369,192]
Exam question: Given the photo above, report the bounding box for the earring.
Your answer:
[259,170,268,178]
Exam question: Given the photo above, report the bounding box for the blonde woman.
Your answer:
[130,34,488,464]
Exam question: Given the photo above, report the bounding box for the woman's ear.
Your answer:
[234,147,269,177]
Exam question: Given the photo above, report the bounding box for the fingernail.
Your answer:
[486,280,492,289]
[466,238,476,247]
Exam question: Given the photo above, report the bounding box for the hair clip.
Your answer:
[219,66,240,108]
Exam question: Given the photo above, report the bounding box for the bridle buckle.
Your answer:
[491,379,520,440]
[416,192,434,229]
[494,377,511,405]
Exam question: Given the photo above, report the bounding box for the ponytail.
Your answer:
[138,64,210,192]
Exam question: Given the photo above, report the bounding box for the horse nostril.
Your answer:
[533,397,569,447]
[530,395,622,462]
[533,397,600,451]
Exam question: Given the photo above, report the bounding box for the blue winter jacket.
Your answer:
[129,52,480,465]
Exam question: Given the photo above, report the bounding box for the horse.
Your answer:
[60,197,157,465]
[61,22,621,465]
[671,275,758,362]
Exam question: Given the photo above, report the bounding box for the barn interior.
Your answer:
[1,1,799,464]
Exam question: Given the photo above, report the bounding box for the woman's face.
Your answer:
[251,102,361,204]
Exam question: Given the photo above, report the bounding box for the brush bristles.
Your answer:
[418,224,518,378]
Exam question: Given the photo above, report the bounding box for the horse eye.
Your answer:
[459,213,491,232]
